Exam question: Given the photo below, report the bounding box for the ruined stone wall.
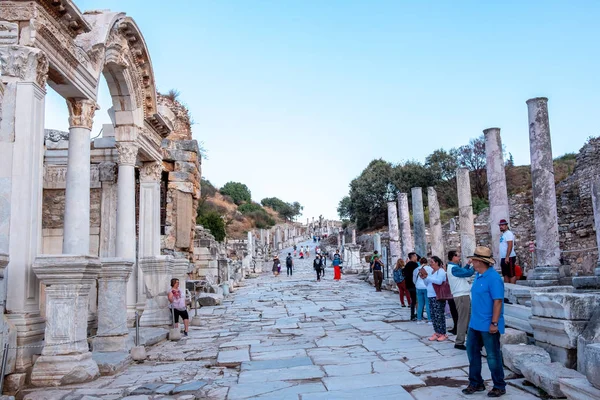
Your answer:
[159,94,202,261]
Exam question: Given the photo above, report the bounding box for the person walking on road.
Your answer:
[372,255,384,292]
[305,246,310,258]
[272,255,281,276]
[421,256,448,342]
[393,259,410,306]
[462,246,506,398]
[447,250,475,350]
[314,254,323,281]
[332,250,342,281]
[499,219,517,284]
[285,253,294,276]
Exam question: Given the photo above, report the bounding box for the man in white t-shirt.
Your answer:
[499,219,517,284]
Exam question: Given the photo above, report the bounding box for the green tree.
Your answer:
[337,196,352,220]
[197,211,226,242]
[455,135,487,199]
[261,197,302,221]
[220,181,251,205]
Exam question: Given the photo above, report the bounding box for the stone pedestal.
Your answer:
[93,258,134,352]
[526,97,561,285]
[387,202,401,268]
[457,168,476,267]
[398,193,413,259]
[427,187,445,259]
[411,187,427,257]
[139,256,173,327]
[31,255,101,386]
[484,128,511,262]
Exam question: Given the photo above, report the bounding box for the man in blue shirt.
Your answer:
[463,246,506,398]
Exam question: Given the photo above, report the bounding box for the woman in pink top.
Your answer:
[168,278,189,336]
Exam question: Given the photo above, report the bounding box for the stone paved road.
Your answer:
[23,240,541,400]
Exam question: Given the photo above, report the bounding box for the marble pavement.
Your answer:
[20,241,540,399]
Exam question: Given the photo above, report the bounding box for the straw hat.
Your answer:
[467,246,496,265]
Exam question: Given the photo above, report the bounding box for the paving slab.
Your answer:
[238,365,325,383]
[302,384,414,399]
[323,371,425,391]
[216,349,250,367]
[241,356,313,371]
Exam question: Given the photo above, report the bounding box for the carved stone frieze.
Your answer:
[66,98,98,130]
[98,162,117,183]
[44,164,100,189]
[115,142,138,166]
[140,161,162,182]
[0,3,35,23]
[0,45,49,87]
[0,22,18,45]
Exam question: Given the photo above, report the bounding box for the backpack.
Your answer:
[313,258,322,269]
[286,256,293,267]
[393,268,405,283]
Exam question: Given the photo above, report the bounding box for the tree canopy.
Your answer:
[220,181,251,205]
[261,197,303,221]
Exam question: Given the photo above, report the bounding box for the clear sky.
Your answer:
[45,0,600,221]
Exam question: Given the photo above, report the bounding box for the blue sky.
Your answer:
[46,0,600,221]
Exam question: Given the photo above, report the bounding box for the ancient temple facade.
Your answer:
[0,0,201,388]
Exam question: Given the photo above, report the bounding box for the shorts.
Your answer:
[172,308,189,323]
[501,256,517,278]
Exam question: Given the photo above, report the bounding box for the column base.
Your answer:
[572,276,600,290]
[522,266,560,286]
[30,352,99,387]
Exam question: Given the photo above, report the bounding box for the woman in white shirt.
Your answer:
[421,256,448,342]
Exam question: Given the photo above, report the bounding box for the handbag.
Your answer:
[433,273,453,300]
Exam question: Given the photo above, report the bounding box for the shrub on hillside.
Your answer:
[201,178,218,197]
[238,202,263,214]
[220,181,251,205]
[197,211,226,242]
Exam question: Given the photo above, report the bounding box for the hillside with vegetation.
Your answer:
[197,178,303,241]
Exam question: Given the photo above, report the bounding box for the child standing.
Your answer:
[393,259,411,307]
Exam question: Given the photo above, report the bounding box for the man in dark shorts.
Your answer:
[168,278,189,336]
[498,219,517,284]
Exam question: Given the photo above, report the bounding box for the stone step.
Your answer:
[531,291,600,321]
[559,378,600,400]
[505,303,533,334]
[521,361,585,398]
[530,316,588,349]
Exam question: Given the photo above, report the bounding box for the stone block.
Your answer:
[583,343,600,390]
[577,308,600,375]
[198,293,223,306]
[531,291,600,320]
[559,377,600,400]
[530,316,588,349]
[536,340,578,369]
[502,344,551,375]
[174,161,199,174]
[162,149,198,162]
[504,303,533,334]
[521,362,584,398]
[500,328,528,347]
[161,139,200,153]
[573,276,600,289]
[92,352,131,376]
[504,283,533,305]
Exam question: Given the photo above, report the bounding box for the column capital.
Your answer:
[66,98,98,130]
[115,141,138,166]
[0,45,49,87]
[140,161,163,182]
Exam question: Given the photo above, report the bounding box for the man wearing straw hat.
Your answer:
[462,246,506,398]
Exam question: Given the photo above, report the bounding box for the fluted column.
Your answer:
[428,187,445,259]
[398,193,414,259]
[387,201,401,268]
[484,127,510,262]
[526,97,561,284]
[63,99,98,255]
[411,187,427,257]
[457,168,476,267]
[115,142,139,316]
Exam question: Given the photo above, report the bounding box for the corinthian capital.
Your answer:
[66,98,98,130]
[115,142,138,166]
[0,45,49,87]
[140,161,163,182]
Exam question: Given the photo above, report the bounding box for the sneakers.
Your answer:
[454,344,467,350]
[487,388,506,397]
[417,320,426,325]
[428,333,440,341]
[462,385,485,395]
[401,304,407,307]
[183,331,188,337]
[436,334,448,342]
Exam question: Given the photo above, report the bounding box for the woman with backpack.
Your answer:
[393,259,411,307]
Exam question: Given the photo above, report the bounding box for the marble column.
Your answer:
[93,258,134,352]
[427,187,445,259]
[336,233,341,248]
[484,127,510,262]
[98,162,118,258]
[1,45,48,372]
[137,161,162,307]
[63,98,98,255]
[373,233,381,254]
[398,193,414,260]
[387,201,401,268]
[139,256,173,327]
[115,142,139,316]
[457,168,476,267]
[352,229,356,245]
[411,187,427,257]
[526,97,561,284]
[31,255,101,386]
